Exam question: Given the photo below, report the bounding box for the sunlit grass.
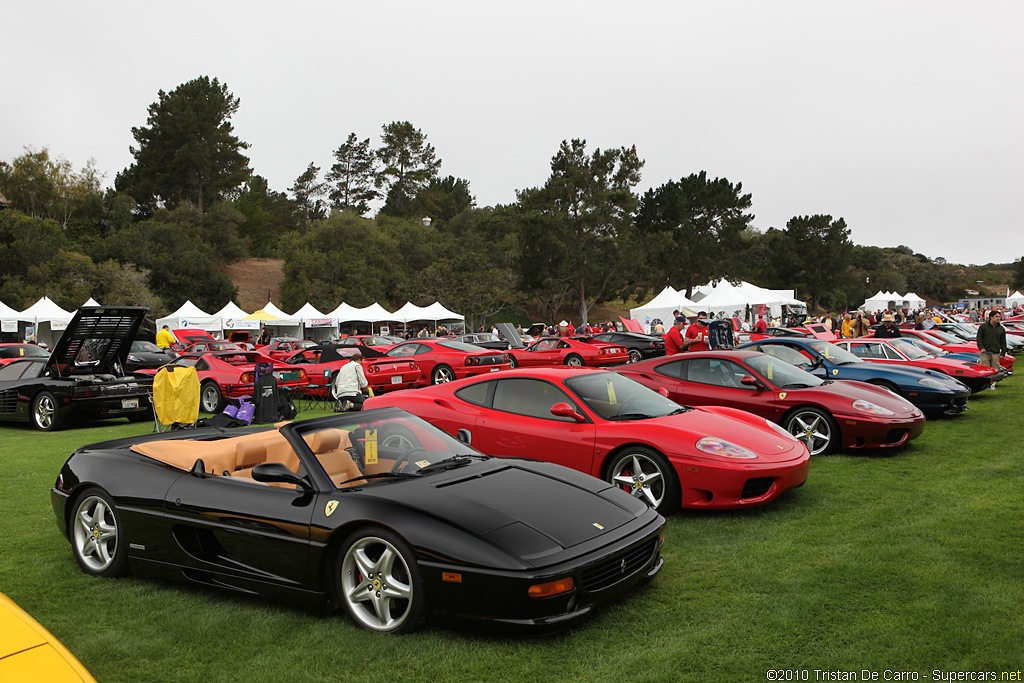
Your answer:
[2,381,1022,682]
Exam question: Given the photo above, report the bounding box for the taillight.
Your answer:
[651,342,658,349]
[466,356,480,366]
[298,369,307,380]
[367,365,378,374]
[73,386,100,398]
[240,372,253,383]
[504,354,511,364]
[410,362,418,370]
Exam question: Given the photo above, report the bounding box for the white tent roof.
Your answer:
[1006,291,1024,305]
[904,292,926,305]
[420,301,464,321]
[347,302,395,322]
[83,297,101,306]
[688,280,760,313]
[293,302,337,327]
[156,300,222,331]
[392,302,433,322]
[327,302,362,321]
[630,286,698,327]
[20,296,73,323]
[0,300,21,320]
[213,301,260,331]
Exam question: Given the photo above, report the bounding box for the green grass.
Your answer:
[2,382,1023,682]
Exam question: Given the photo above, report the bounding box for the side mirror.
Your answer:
[740,375,766,390]
[252,463,310,489]
[457,428,472,445]
[658,387,669,398]
[550,402,586,423]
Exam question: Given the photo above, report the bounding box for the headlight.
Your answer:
[852,399,895,416]
[128,355,141,362]
[695,437,758,459]
[765,419,800,442]
[917,377,947,390]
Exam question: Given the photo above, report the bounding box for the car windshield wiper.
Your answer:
[779,383,812,389]
[336,472,418,487]
[416,456,479,474]
[668,407,692,415]
[608,412,653,421]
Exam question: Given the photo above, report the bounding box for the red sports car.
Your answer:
[0,343,49,365]
[508,337,629,368]
[365,367,811,512]
[179,340,244,355]
[335,335,404,350]
[157,351,310,413]
[834,338,1005,393]
[384,339,512,385]
[617,350,925,456]
[285,344,421,395]
[894,329,1014,372]
[259,338,317,361]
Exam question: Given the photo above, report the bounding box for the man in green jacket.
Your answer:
[976,311,1007,390]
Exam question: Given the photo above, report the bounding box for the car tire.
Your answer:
[70,488,129,578]
[783,407,838,456]
[604,446,679,513]
[334,527,427,634]
[431,365,455,384]
[200,381,224,413]
[508,355,518,369]
[564,354,584,367]
[31,391,63,431]
[628,349,643,364]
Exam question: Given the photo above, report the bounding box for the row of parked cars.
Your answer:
[7,306,1018,638]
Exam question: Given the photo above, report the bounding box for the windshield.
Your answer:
[131,341,162,352]
[902,338,946,356]
[566,372,686,421]
[293,410,482,488]
[438,341,490,353]
[889,339,931,360]
[746,354,823,388]
[808,341,862,365]
[925,330,962,344]
[0,344,48,359]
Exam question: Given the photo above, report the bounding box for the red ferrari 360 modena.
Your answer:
[384,339,512,386]
[507,337,629,368]
[834,338,1005,393]
[158,351,310,413]
[617,350,925,456]
[258,338,317,361]
[285,344,421,395]
[365,367,811,513]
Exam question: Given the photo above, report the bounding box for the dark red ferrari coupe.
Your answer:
[286,344,421,395]
[617,350,925,456]
[365,367,811,512]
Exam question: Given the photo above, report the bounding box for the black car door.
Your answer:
[162,473,316,587]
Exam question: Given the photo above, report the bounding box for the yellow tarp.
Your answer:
[153,365,200,425]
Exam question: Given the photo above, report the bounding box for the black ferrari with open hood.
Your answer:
[52,408,665,633]
[0,306,152,431]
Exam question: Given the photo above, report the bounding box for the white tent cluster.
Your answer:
[860,291,927,312]
[630,280,805,330]
[154,299,464,340]
[0,297,464,345]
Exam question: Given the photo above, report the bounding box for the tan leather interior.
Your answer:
[129,427,366,488]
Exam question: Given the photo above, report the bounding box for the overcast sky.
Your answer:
[4,1,1021,267]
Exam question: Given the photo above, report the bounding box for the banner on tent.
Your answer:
[1,321,17,333]
[51,321,69,331]
[223,318,260,330]
[307,318,336,327]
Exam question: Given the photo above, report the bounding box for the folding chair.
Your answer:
[152,365,200,432]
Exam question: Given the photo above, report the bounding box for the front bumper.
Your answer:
[670,454,810,509]
[836,412,926,449]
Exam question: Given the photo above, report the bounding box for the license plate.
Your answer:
[391,376,402,384]
[122,399,139,409]
[490,367,499,372]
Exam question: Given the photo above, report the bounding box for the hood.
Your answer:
[495,322,526,349]
[47,307,148,376]
[388,460,645,562]
[803,381,920,416]
[647,408,806,463]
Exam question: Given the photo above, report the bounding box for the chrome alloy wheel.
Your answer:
[786,410,833,455]
[73,495,119,573]
[340,536,415,632]
[609,452,665,509]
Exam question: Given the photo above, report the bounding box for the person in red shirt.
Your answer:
[753,314,767,334]
[664,316,687,355]
[684,319,711,352]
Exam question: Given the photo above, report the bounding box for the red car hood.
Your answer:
[640,407,808,465]
[776,380,921,417]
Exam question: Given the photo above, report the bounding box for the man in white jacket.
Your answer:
[332,352,369,411]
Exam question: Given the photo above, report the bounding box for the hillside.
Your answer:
[219,258,285,311]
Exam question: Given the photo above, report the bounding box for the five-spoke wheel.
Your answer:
[200,381,224,413]
[32,391,62,431]
[335,529,426,633]
[605,447,679,512]
[71,489,128,577]
[431,365,455,384]
[784,407,837,456]
[628,349,643,364]
[565,354,584,367]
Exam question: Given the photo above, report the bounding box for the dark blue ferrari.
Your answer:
[735,337,970,417]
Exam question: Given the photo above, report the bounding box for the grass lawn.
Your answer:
[2,377,1022,682]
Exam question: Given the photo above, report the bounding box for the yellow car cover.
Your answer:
[153,365,200,425]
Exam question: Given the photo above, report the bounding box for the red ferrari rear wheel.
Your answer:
[564,354,584,367]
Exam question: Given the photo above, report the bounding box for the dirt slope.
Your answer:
[219,258,285,311]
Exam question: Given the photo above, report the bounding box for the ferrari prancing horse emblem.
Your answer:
[325,500,338,517]
[778,392,787,400]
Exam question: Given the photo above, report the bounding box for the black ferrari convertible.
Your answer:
[0,306,152,430]
[52,408,665,633]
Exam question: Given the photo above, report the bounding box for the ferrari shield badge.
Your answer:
[325,500,338,517]
[778,392,787,400]
[833,369,839,375]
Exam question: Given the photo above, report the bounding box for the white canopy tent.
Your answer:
[862,291,895,311]
[293,302,337,341]
[420,301,464,322]
[342,302,395,334]
[0,300,24,338]
[904,292,927,309]
[20,296,74,346]
[83,297,101,307]
[688,280,762,319]
[1006,291,1024,307]
[250,301,302,338]
[732,281,806,319]
[630,286,698,333]
[213,301,260,334]
[156,300,221,332]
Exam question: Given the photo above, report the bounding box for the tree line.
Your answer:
[2,75,1021,330]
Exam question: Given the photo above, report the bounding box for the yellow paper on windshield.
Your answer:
[765,362,774,381]
[364,429,378,465]
[606,379,617,405]
[822,347,833,359]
